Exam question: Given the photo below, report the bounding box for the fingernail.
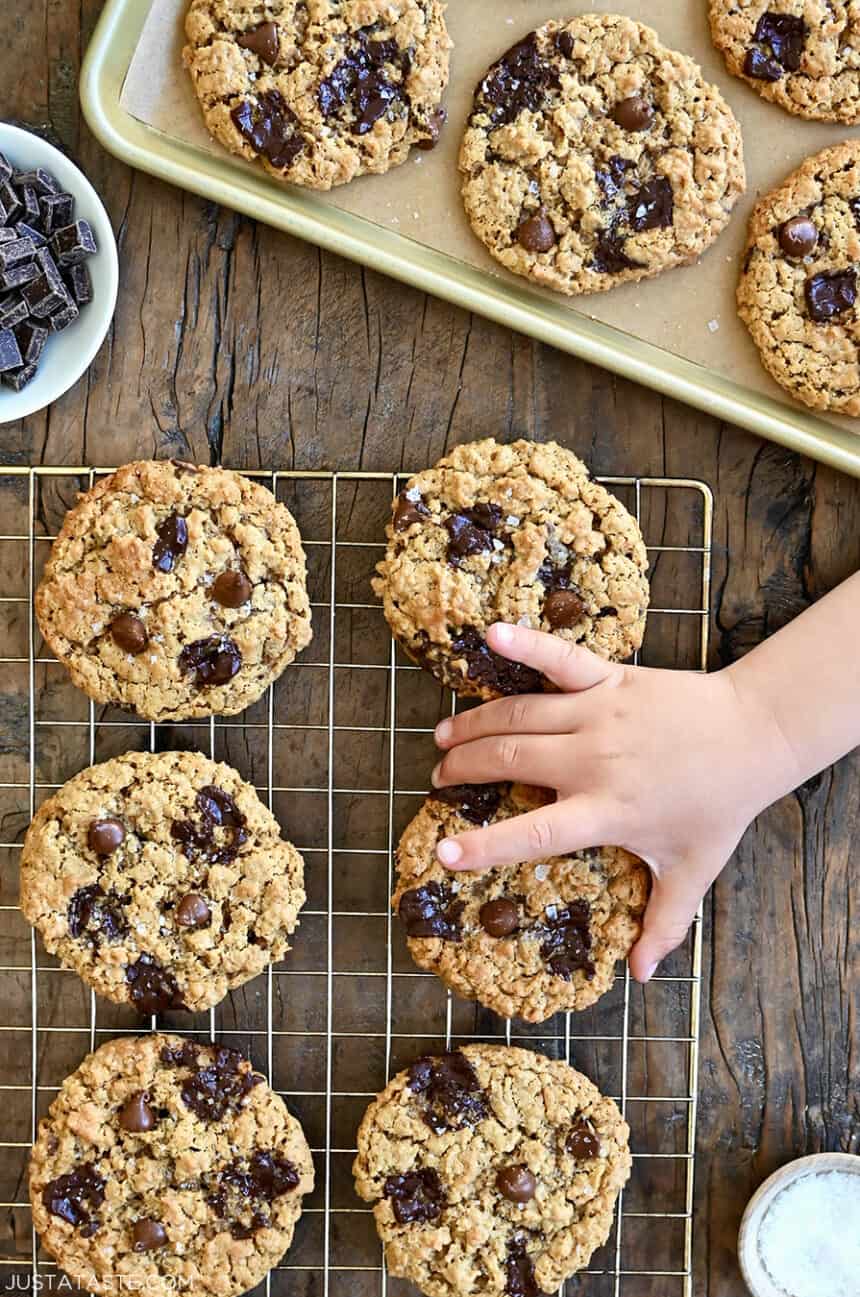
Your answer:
[435,718,452,745]
[436,838,463,866]
[643,960,658,982]
[430,763,442,788]
[490,623,514,645]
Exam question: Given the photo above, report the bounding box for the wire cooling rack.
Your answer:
[0,465,712,1297]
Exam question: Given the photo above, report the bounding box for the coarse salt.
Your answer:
[534,864,549,881]
[707,318,720,333]
[757,1170,860,1297]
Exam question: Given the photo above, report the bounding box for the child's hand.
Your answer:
[431,623,800,982]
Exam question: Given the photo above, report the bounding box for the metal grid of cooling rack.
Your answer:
[0,465,711,1297]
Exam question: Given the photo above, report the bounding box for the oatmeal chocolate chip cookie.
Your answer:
[35,460,312,721]
[182,0,452,190]
[737,141,860,414]
[372,439,649,700]
[30,1033,313,1297]
[459,15,745,297]
[709,2,860,123]
[20,750,306,1014]
[353,1043,631,1297]
[394,783,649,1022]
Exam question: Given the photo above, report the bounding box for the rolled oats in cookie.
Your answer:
[29,1034,314,1297]
[20,750,306,1014]
[372,439,649,701]
[182,0,452,190]
[35,460,312,721]
[737,141,860,415]
[459,15,745,297]
[394,783,649,1022]
[353,1043,631,1297]
[709,1,860,123]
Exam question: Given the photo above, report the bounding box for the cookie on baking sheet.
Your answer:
[459,14,745,297]
[709,2,860,123]
[372,438,649,700]
[737,141,860,415]
[353,1043,631,1297]
[182,0,452,190]
[20,750,305,1014]
[394,782,649,1022]
[35,459,312,721]
[29,1033,314,1297]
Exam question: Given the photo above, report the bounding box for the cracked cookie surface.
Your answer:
[35,460,312,721]
[372,438,649,701]
[353,1043,631,1297]
[20,750,306,1014]
[737,140,860,414]
[459,14,745,297]
[29,1033,313,1297]
[709,2,860,123]
[394,783,649,1022]
[183,0,452,190]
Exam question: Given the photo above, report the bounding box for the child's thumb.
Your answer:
[628,873,703,983]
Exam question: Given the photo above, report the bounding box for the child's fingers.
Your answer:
[486,623,622,693]
[435,694,580,750]
[435,796,609,872]
[627,873,704,983]
[432,733,568,792]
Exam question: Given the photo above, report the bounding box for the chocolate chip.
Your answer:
[383,1168,445,1224]
[629,177,674,232]
[432,783,502,826]
[805,270,857,322]
[612,95,654,131]
[416,108,447,150]
[152,513,188,574]
[479,898,520,937]
[212,569,252,608]
[68,884,128,943]
[543,589,585,629]
[232,90,305,168]
[408,1052,488,1135]
[110,612,148,654]
[125,954,184,1016]
[496,1165,537,1203]
[506,1235,550,1297]
[119,1091,157,1133]
[42,1164,105,1235]
[445,503,503,563]
[566,1118,600,1160]
[596,155,633,203]
[477,34,560,127]
[87,818,126,855]
[176,893,211,929]
[556,30,575,58]
[515,208,556,254]
[537,901,595,980]
[237,21,280,66]
[747,12,806,78]
[450,626,544,696]
[180,1046,262,1122]
[172,785,248,866]
[393,491,430,531]
[399,882,464,941]
[779,216,818,259]
[132,1218,167,1251]
[179,635,242,687]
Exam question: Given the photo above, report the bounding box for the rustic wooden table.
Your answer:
[2,6,859,1297]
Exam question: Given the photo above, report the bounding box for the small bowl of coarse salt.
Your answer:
[738,1152,860,1297]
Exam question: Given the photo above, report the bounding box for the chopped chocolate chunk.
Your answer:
[42,1163,105,1235]
[175,893,211,929]
[0,327,22,372]
[0,180,22,225]
[556,30,575,58]
[543,588,586,629]
[15,318,47,363]
[159,1040,199,1069]
[118,1091,157,1133]
[445,503,503,563]
[19,185,40,225]
[515,208,557,254]
[13,167,59,195]
[50,219,97,267]
[596,155,633,203]
[591,230,640,275]
[126,954,184,1016]
[0,236,36,269]
[152,512,188,573]
[629,177,674,232]
[479,897,520,937]
[0,153,10,183]
[132,1218,167,1251]
[15,219,47,248]
[87,817,126,855]
[212,569,252,608]
[68,884,128,943]
[416,107,447,150]
[318,30,407,136]
[209,1150,299,1237]
[0,295,27,329]
[232,90,305,169]
[383,1168,445,1224]
[779,216,818,259]
[1,362,36,391]
[536,901,595,980]
[399,881,464,940]
[506,1235,550,1297]
[478,34,560,126]
[450,626,544,696]
[180,1046,261,1122]
[805,270,857,322]
[171,785,248,866]
[496,1165,537,1203]
[179,635,242,687]
[748,12,806,77]
[432,782,502,825]
[612,95,654,131]
[50,299,81,332]
[38,191,73,236]
[393,491,430,531]
[0,260,38,291]
[110,611,148,654]
[65,260,93,305]
[237,21,280,66]
[850,198,860,232]
[566,1118,600,1160]
[408,1051,488,1134]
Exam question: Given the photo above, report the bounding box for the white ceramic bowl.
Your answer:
[0,122,118,423]
[738,1152,860,1296]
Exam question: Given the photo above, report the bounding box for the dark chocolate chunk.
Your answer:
[0,237,36,269]
[39,192,74,236]
[383,1168,445,1224]
[125,954,184,1016]
[119,1091,157,1133]
[19,186,40,225]
[432,782,502,825]
[416,107,447,150]
[66,260,93,305]
[178,635,242,687]
[21,248,70,317]
[479,898,520,937]
[132,1218,167,1251]
[0,152,10,183]
[232,90,305,169]
[68,884,128,943]
[515,208,557,253]
[556,30,575,58]
[41,1164,105,1235]
[850,198,860,232]
[318,30,408,136]
[477,34,560,127]
[15,318,47,363]
[110,611,148,654]
[13,167,59,196]
[445,503,503,563]
[0,261,38,291]
[566,1118,600,1160]
[750,12,806,73]
[152,512,188,573]
[612,95,654,131]
[399,881,464,941]
[1,362,36,390]
[87,816,126,855]
[506,1235,550,1297]
[591,231,640,275]
[536,901,594,980]
[180,1046,262,1122]
[543,588,586,629]
[596,155,633,203]
[628,177,674,232]
[393,491,430,531]
[408,1051,488,1134]
[15,220,47,248]
[496,1164,537,1203]
[0,327,22,372]
[209,1149,299,1236]
[237,20,280,65]
[0,294,28,329]
[160,1040,200,1069]
[171,785,248,867]
[450,626,544,696]
[0,229,15,243]
[0,180,22,225]
[49,301,80,332]
[743,46,783,81]
[50,219,97,267]
[175,893,211,929]
[805,270,857,322]
[212,569,252,607]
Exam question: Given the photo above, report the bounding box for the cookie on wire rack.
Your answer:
[353,1043,631,1297]
[29,1033,314,1297]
